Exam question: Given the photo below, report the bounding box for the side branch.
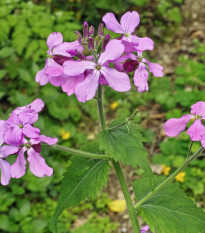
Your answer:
[135,147,205,210]
[43,144,110,160]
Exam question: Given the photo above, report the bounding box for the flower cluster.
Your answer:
[164,101,205,147]
[36,11,164,103]
[0,99,57,185]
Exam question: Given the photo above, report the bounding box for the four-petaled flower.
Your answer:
[164,101,205,144]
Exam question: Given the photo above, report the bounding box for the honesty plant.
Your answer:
[1,10,205,233]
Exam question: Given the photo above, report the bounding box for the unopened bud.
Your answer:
[102,34,110,51]
[88,37,94,50]
[98,23,104,36]
[75,30,82,44]
[83,21,89,39]
[52,55,71,65]
[89,26,94,36]
[123,59,139,73]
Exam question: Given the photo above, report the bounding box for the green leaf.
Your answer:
[97,119,153,186]
[51,141,111,232]
[133,176,205,233]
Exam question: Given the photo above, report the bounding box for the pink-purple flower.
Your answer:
[63,39,131,102]
[140,225,151,233]
[103,11,154,51]
[164,101,205,145]
[11,135,57,178]
[0,100,58,185]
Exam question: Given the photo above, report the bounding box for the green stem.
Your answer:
[44,144,110,160]
[97,85,140,233]
[112,160,141,233]
[97,85,106,130]
[135,147,205,210]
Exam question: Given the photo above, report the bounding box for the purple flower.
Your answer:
[102,11,154,51]
[0,120,18,185]
[11,135,57,178]
[63,39,131,102]
[164,101,205,142]
[140,225,151,233]
[113,52,164,93]
[36,32,83,87]
[4,112,40,146]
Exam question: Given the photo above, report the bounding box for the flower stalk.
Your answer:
[135,146,205,210]
[97,85,141,233]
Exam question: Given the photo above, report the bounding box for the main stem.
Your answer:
[97,85,141,233]
[135,146,205,210]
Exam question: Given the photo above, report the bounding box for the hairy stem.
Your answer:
[43,144,110,160]
[97,85,141,233]
[135,147,205,210]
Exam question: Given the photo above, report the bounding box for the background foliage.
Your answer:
[0,0,204,232]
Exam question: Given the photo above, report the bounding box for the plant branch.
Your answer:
[97,85,141,233]
[135,146,205,210]
[43,144,110,160]
[108,109,139,131]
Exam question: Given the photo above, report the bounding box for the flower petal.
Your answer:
[35,68,49,86]
[98,39,124,65]
[53,41,83,57]
[4,127,23,146]
[120,11,140,33]
[0,120,7,145]
[10,148,27,178]
[49,74,68,86]
[130,35,154,51]
[201,135,205,148]
[187,119,205,141]
[27,148,53,177]
[29,99,44,113]
[101,67,131,92]
[191,101,205,118]
[31,135,58,146]
[23,125,40,138]
[133,63,149,93]
[1,145,19,158]
[102,13,123,34]
[75,71,100,102]
[63,60,95,76]
[62,74,84,96]
[143,58,164,77]
[47,32,63,54]
[164,114,194,137]
[0,159,11,185]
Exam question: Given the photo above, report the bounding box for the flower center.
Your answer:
[124,33,130,38]
[19,124,23,128]
[25,143,31,148]
[47,54,53,58]
[196,114,202,120]
[95,64,102,70]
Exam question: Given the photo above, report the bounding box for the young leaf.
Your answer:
[51,141,110,233]
[133,176,205,233]
[97,119,153,186]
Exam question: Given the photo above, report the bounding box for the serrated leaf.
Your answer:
[97,119,153,187]
[51,141,110,233]
[133,176,205,233]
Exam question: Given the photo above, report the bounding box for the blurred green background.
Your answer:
[0,0,205,232]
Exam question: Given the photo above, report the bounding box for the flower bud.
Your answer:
[88,37,94,50]
[52,55,71,65]
[102,34,110,51]
[123,59,139,73]
[89,26,94,36]
[98,23,104,36]
[83,21,89,39]
[75,30,82,44]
